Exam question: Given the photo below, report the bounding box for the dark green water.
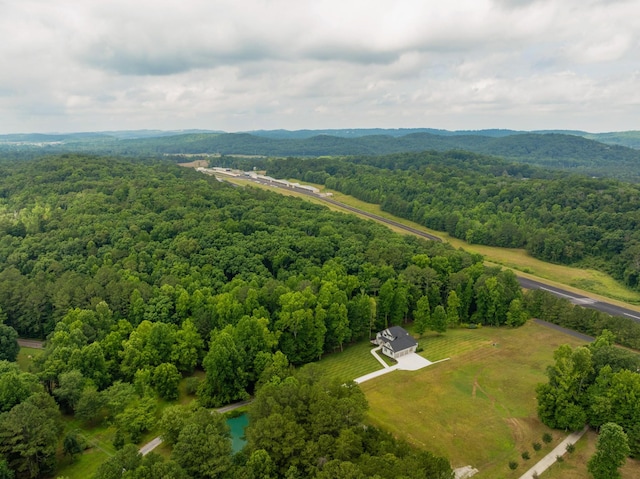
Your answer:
[227,413,248,453]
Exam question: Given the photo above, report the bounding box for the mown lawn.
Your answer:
[16,346,41,372]
[357,321,590,479]
[318,340,383,382]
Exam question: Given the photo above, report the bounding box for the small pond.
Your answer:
[227,413,248,453]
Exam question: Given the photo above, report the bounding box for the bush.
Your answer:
[521,451,530,460]
[556,455,564,463]
[533,442,542,451]
[542,432,552,444]
[185,377,200,395]
[566,443,575,454]
[508,461,518,470]
[532,472,539,479]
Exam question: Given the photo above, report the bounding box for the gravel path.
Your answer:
[518,426,588,479]
[17,338,44,349]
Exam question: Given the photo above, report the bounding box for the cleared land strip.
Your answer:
[17,338,44,349]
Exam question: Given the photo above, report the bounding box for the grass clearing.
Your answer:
[56,419,117,479]
[318,341,383,382]
[357,321,588,479]
[16,347,42,372]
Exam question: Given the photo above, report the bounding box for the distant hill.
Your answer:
[584,131,640,149]
[2,128,640,181]
[246,128,522,139]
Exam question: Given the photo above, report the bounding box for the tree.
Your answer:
[53,369,86,413]
[0,324,19,362]
[429,305,448,334]
[153,363,181,400]
[446,290,460,328]
[0,393,61,479]
[588,422,630,479]
[199,327,249,407]
[159,405,193,446]
[171,319,203,373]
[246,449,276,479]
[115,396,156,443]
[413,296,430,337]
[75,387,106,424]
[0,459,14,479]
[63,431,84,462]
[506,299,528,327]
[171,409,232,479]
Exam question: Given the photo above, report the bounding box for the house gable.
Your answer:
[374,326,418,358]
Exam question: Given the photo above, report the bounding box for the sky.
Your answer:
[1,0,639,134]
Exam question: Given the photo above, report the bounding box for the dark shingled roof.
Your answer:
[380,326,418,352]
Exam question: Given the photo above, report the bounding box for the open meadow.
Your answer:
[348,321,590,478]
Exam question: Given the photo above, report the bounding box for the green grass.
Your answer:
[318,340,384,382]
[16,347,41,372]
[55,419,118,479]
[357,321,589,479]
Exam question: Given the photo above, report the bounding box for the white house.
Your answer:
[373,326,418,359]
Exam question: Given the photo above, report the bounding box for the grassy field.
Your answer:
[16,346,41,372]
[355,321,590,479]
[223,174,640,307]
[319,341,383,382]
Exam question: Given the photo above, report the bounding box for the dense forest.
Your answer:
[259,152,640,290]
[0,154,534,478]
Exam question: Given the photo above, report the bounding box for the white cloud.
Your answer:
[0,0,639,133]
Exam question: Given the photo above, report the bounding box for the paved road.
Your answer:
[518,277,640,323]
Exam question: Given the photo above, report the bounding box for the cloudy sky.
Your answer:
[1,0,639,133]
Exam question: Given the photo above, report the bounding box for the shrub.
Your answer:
[556,455,564,463]
[566,443,575,454]
[542,432,552,444]
[533,442,542,451]
[185,377,200,395]
[508,461,518,470]
[521,451,530,460]
[532,472,539,479]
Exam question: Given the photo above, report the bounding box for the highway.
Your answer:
[218,172,640,323]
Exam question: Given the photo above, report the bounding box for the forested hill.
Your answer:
[263,151,640,291]
[3,129,640,181]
